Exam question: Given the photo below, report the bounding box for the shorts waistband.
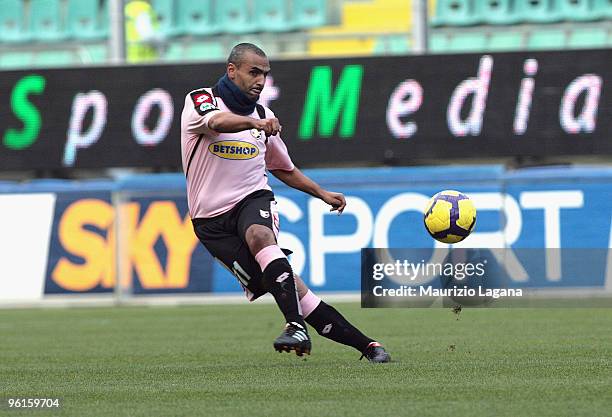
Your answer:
[191,217,212,226]
[191,189,274,226]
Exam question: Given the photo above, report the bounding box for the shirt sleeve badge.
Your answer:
[190,91,219,116]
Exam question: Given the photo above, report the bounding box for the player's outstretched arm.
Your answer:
[208,112,281,136]
[271,167,346,214]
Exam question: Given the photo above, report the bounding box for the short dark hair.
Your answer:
[227,43,267,67]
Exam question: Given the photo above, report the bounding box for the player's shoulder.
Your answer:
[185,86,216,103]
[259,104,275,118]
[185,86,219,116]
[187,86,213,95]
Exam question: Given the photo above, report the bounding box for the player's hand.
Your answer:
[254,118,282,137]
[321,191,346,214]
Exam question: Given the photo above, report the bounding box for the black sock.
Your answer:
[305,301,373,352]
[263,258,305,327]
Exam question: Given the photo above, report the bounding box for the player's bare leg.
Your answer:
[294,274,391,363]
[245,224,311,356]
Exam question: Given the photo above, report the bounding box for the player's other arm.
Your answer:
[271,167,346,214]
[208,111,281,136]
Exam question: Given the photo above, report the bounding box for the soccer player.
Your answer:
[181,43,390,363]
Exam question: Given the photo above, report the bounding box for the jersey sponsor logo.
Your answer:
[208,140,259,160]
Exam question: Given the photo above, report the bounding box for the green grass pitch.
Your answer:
[1,303,611,416]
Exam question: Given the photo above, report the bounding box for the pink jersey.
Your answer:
[181,87,294,219]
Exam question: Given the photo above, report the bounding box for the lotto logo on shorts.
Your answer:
[208,141,259,160]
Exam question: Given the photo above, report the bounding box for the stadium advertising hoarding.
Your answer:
[0,49,611,171]
[0,181,213,301]
[45,192,214,295]
[258,167,612,295]
[0,166,611,303]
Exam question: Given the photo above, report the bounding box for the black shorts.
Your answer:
[192,189,290,301]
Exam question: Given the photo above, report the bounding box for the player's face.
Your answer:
[228,52,270,101]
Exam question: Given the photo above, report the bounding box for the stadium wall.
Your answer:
[1,165,611,306]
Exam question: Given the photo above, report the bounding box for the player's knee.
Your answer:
[245,225,276,255]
